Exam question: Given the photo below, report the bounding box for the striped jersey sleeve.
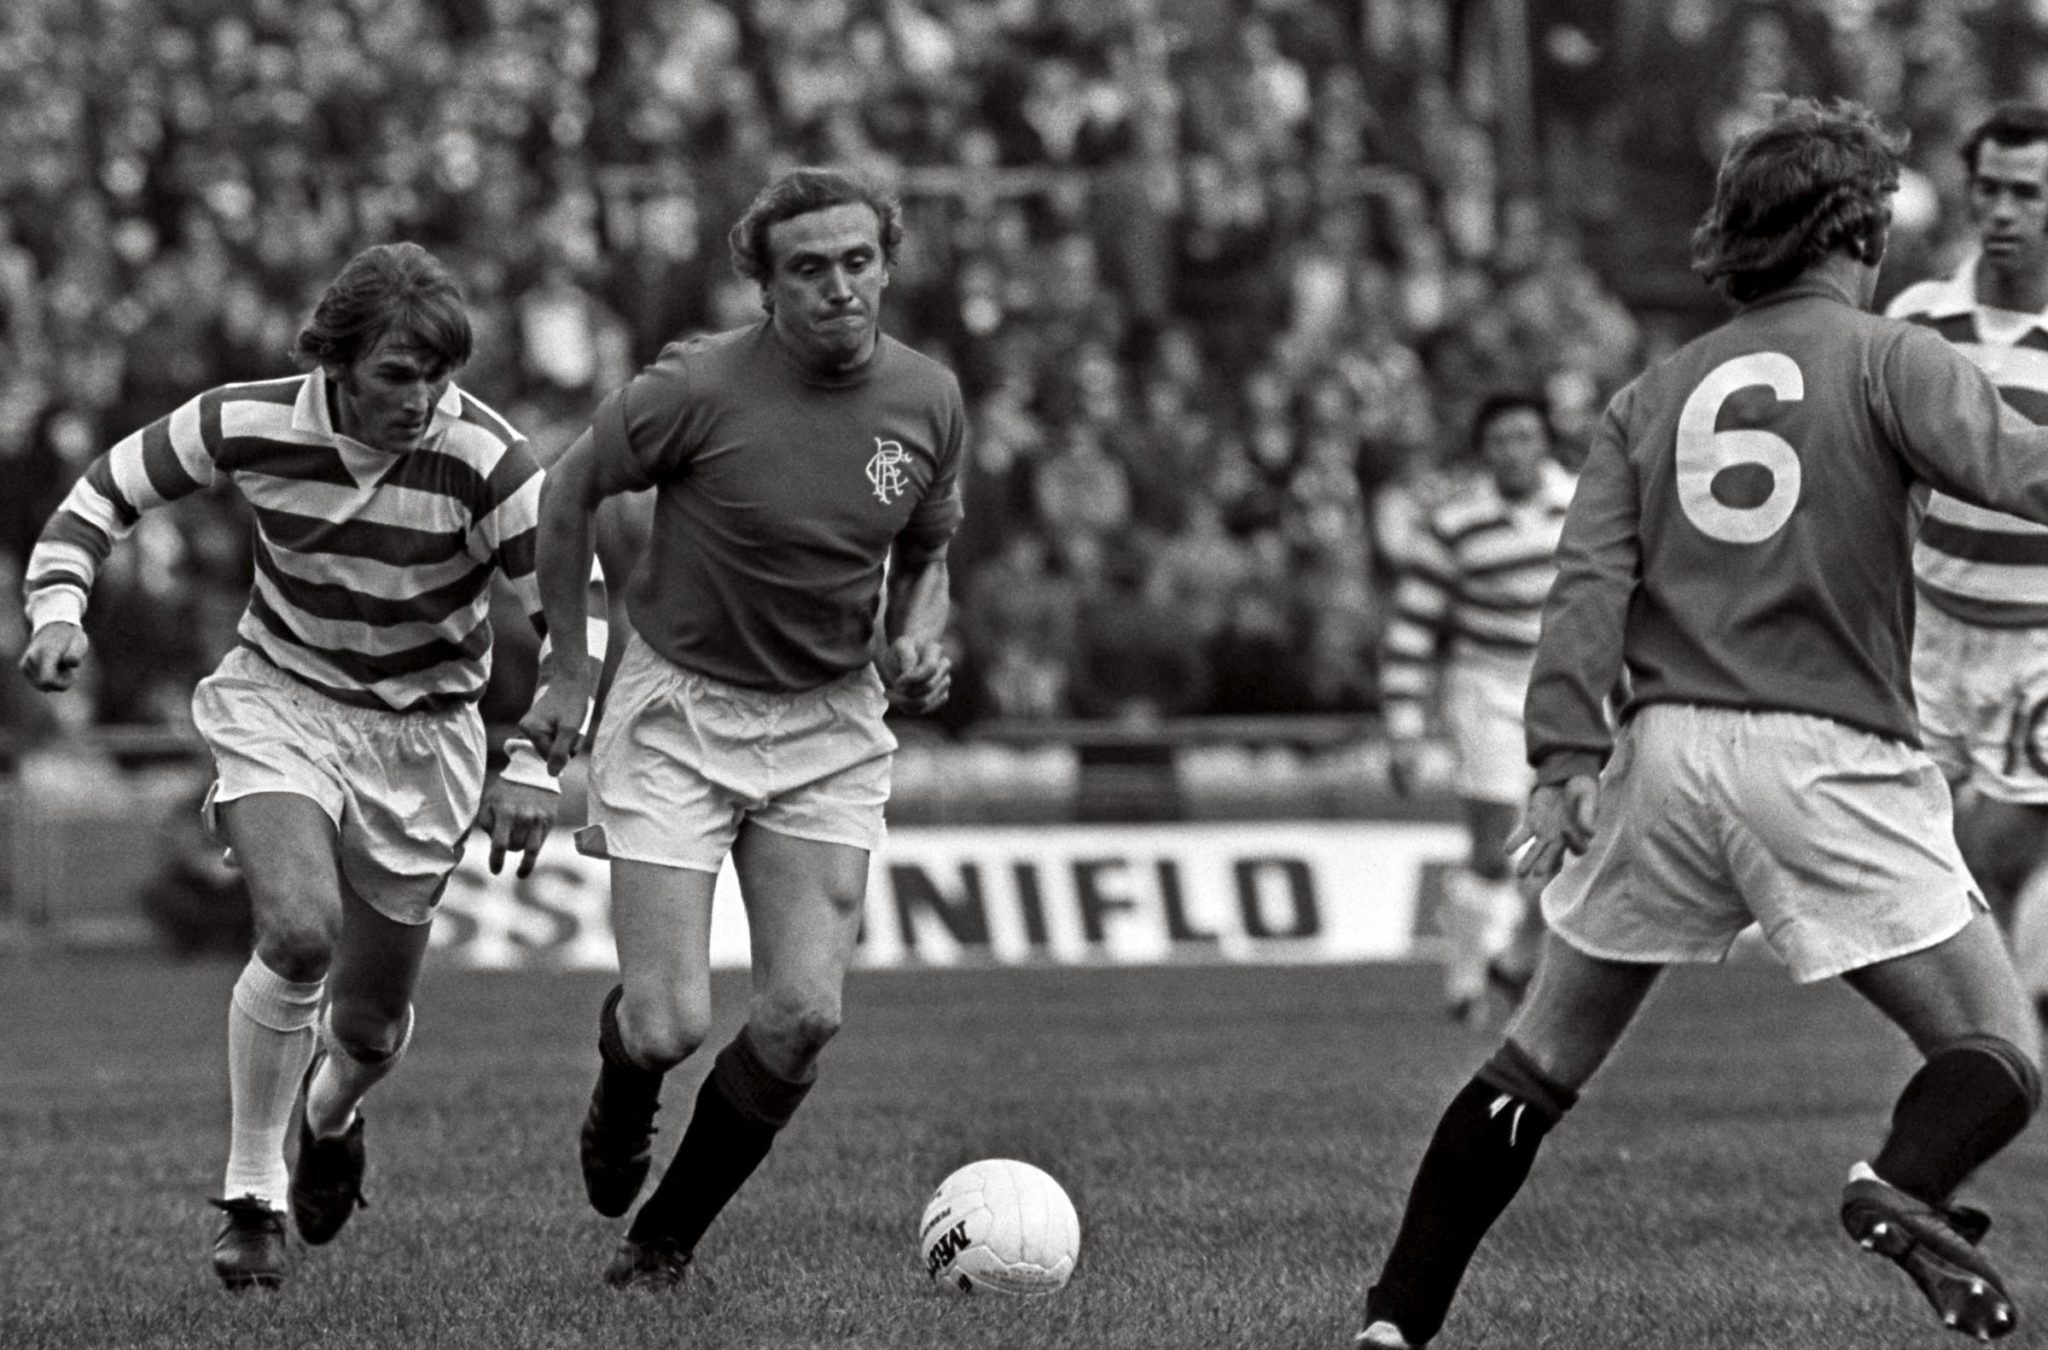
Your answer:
[1888,272,2048,625]
[24,374,607,716]
[1379,465,1573,739]
[24,386,227,630]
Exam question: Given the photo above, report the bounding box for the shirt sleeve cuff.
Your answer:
[1535,750,1605,786]
[499,738,562,794]
[26,588,86,632]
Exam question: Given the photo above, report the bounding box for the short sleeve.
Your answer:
[589,341,703,491]
[896,373,966,562]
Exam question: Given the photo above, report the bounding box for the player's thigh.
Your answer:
[325,871,437,1046]
[1841,910,2041,1062]
[608,858,718,1025]
[216,792,344,948]
[1734,715,1980,983]
[731,823,868,1007]
[1954,795,2048,897]
[1504,932,1663,1090]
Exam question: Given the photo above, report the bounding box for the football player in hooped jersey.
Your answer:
[519,168,963,1291]
[17,243,603,1291]
[1381,393,1575,1026]
[1355,100,2046,1348]
[1887,104,2048,1024]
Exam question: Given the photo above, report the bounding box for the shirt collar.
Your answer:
[1740,271,1863,312]
[291,371,464,440]
[1913,252,2048,335]
[1917,255,1979,319]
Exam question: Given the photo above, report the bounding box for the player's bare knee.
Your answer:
[619,994,711,1070]
[754,989,843,1063]
[326,1001,408,1063]
[790,1005,842,1057]
[251,910,339,983]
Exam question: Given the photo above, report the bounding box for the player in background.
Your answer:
[1887,103,2048,1028]
[518,167,962,1291]
[18,242,604,1291]
[1381,392,1574,1025]
[1354,98,2044,1348]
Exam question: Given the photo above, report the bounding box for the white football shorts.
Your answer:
[1443,657,1537,807]
[577,631,895,872]
[191,645,485,925]
[1542,703,1983,983]
[1912,601,2048,803]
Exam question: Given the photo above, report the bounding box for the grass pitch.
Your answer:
[1,953,2042,1349]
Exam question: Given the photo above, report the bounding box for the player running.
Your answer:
[518,167,962,1291]
[19,242,602,1291]
[1355,98,2044,1347]
[1888,102,2048,1026]
[1381,392,1574,1025]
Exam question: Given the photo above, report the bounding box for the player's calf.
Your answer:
[291,1053,370,1246]
[1359,1040,1578,1346]
[582,985,667,1218]
[1873,1034,2038,1210]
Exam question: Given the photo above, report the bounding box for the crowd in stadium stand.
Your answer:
[0,0,2030,749]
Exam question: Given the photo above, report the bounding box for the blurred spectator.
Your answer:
[1069,538,1210,723]
[25,0,2030,740]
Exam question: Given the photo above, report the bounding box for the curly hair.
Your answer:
[292,242,472,371]
[1691,97,1907,304]
[727,167,904,310]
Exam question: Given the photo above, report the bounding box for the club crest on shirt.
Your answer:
[867,436,909,503]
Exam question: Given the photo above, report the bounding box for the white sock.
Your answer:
[223,957,324,1208]
[305,1004,414,1140]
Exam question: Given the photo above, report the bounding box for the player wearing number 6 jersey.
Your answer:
[1354,98,2045,1348]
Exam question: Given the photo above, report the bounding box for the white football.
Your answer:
[919,1158,1080,1296]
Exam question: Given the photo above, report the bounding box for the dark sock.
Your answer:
[1873,1035,2039,1206]
[596,985,664,1105]
[1365,1041,1577,1344]
[627,1030,813,1252]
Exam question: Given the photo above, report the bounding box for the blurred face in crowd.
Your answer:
[1478,406,1551,500]
[765,201,889,375]
[329,330,453,455]
[1970,138,2048,287]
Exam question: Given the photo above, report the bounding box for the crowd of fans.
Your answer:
[0,0,2035,748]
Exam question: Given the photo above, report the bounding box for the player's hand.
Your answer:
[879,636,951,715]
[1506,775,1600,882]
[20,622,90,692]
[476,779,559,878]
[1387,737,1425,797]
[518,672,594,775]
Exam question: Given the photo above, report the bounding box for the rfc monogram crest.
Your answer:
[866,437,909,503]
